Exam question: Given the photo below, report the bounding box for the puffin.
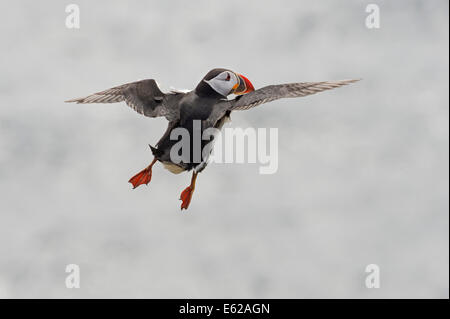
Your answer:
[66,68,358,210]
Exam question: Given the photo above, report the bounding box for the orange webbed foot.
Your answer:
[129,158,157,189]
[129,167,152,189]
[180,186,195,210]
[180,172,198,210]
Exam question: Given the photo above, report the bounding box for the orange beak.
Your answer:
[233,73,255,95]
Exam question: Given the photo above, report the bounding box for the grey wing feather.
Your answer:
[65,79,184,121]
[230,79,360,111]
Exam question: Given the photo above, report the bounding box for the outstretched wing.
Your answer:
[65,79,185,121]
[230,79,359,111]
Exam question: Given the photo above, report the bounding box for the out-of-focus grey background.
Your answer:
[0,0,448,298]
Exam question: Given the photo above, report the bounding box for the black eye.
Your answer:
[225,73,231,81]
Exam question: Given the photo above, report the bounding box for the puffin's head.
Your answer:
[196,68,254,98]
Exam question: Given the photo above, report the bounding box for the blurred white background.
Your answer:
[0,0,448,298]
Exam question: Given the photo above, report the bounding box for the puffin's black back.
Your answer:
[154,69,232,170]
[155,95,221,168]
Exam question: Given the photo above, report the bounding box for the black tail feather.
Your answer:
[149,144,160,157]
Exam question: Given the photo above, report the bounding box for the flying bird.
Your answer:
[66,68,358,210]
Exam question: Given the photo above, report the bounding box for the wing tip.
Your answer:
[344,78,362,84]
[326,78,361,88]
[64,97,84,103]
[334,78,361,84]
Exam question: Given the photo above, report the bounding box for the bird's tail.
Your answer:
[149,144,160,157]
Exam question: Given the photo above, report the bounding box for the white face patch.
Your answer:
[204,71,238,97]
